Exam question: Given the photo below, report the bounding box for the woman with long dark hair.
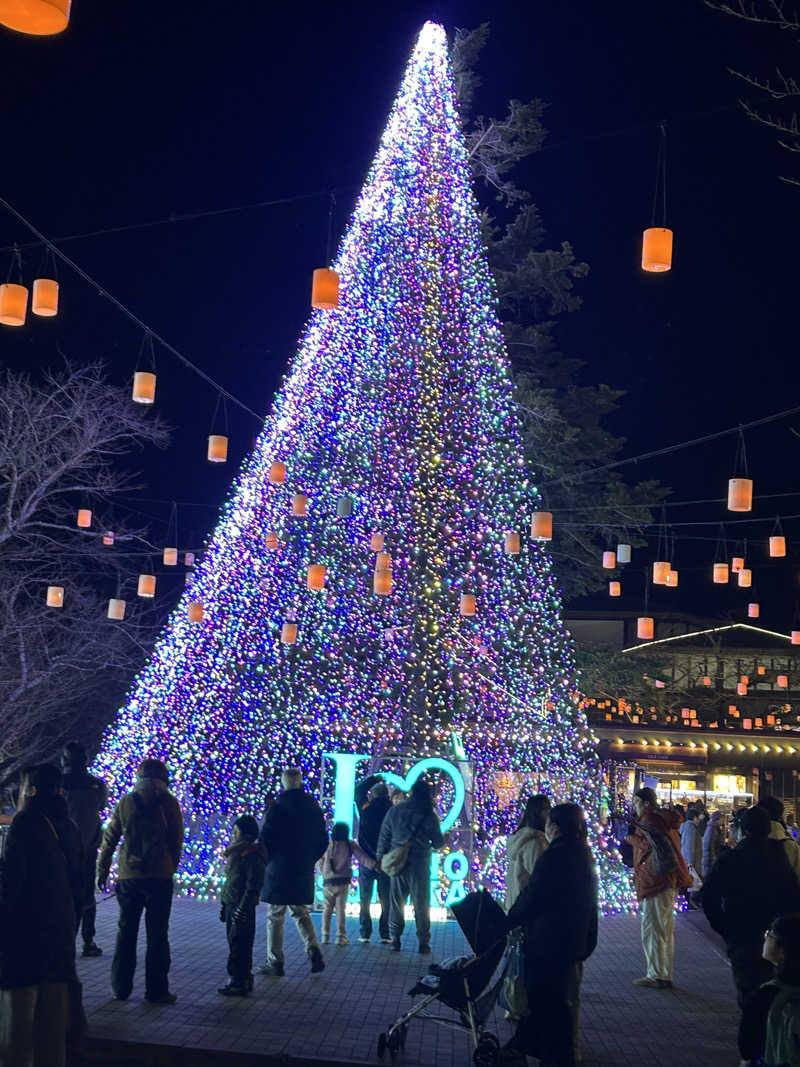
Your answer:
[501,803,598,1066]
[506,794,550,910]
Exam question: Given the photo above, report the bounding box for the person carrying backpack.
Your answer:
[626,787,691,989]
[739,913,800,1067]
[97,758,184,1004]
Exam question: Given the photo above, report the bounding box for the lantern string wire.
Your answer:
[0,194,266,422]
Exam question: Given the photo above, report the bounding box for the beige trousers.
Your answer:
[0,982,68,1067]
[266,903,319,964]
[640,887,676,981]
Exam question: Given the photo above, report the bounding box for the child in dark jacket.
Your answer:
[218,815,267,996]
[321,822,374,945]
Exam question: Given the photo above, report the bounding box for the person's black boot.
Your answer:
[82,942,102,957]
[308,945,325,973]
[389,937,401,952]
[217,982,248,997]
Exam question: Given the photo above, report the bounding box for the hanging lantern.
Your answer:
[713,563,729,584]
[265,532,278,551]
[187,601,204,623]
[602,551,616,569]
[268,460,286,484]
[641,227,673,273]
[778,675,789,688]
[460,593,476,617]
[702,675,711,686]
[184,552,195,567]
[743,719,753,730]
[107,598,126,621]
[311,267,339,310]
[666,569,678,587]
[76,508,91,528]
[757,665,766,676]
[609,581,621,597]
[792,631,800,646]
[738,682,748,696]
[0,283,28,326]
[370,532,385,552]
[770,536,786,558]
[731,557,744,573]
[530,512,552,540]
[728,478,753,513]
[137,574,156,598]
[292,494,308,517]
[637,617,654,640]
[337,495,353,518]
[373,570,393,596]
[281,621,298,645]
[616,543,631,564]
[652,561,670,584]
[46,585,64,608]
[748,603,760,618]
[306,564,326,591]
[738,568,752,588]
[31,278,58,316]
[163,547,178,566]
[132,371,156,404]
[504,531,520,555]
[0,0,70,34]
[102,531,114,546]
[207,434,228,463]
[375,552,392,573]
[741,674,749,685]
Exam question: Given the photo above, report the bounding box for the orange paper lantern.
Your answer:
[728,478,753,513]
[743,718,753,730]
[0,0,70,34]
[0,283,27,326]
[268,460,286,484]
[666,569,678,587]
[637,617,654,640]
[107,598,125,621]
[163,547,178,566]
[281,621,298,645]
[504,531,520,555]
[652,561,670,584]
[102,531,114,546]
[738,568,752,588]
[641,227,673,272]
[184,552,195,567]
[77,508,91,528]
[31,277,58,316]
[732,557,744,574]
[602,551,616,569]
[187,601,204,623]
[311,268,339,310]
[460,593,476,617]
[307,564,326,591]
[370,532,384,552]
[702,675,711,686]
[207,435,228,463]
[375,552,392,573]
[713,563,729,584]
[132,371,156,404]
[748,603,760,618]
[609,581,621,597]
[530,512,552,540]
[778,674,789,688]
[292,494,308,517]
[137,574,156,598]
[738,682,748,696]
[46,585,63,608]
[792,631,800,646]
[770,536,786,558]
[373,570,393,596]
[265,533,278,550]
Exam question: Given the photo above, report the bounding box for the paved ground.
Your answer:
[77,897,739,1066]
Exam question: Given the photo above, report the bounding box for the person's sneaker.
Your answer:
[389,938,401,952]
[358,936,370,943]
[81,942,102,958]
[321,934,331,944]
[258,960,285,977]
[145,992,177,1005]
[632,977,664,989]
[308,945,325,973]
[337,935,350,946]
[418,943,431,954]
[111,993,129,1002]
[217,983,248,997]
[380,937,393,944]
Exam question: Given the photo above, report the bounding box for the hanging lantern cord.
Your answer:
[6,245,23,284]
[325,192,336,266]
[210,391,229,437]
[134,330,157,373]
[734,427,749,477]
[651,121,668,228]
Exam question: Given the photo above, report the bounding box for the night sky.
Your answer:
[1,0,798,627]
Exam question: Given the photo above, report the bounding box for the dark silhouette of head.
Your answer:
[331,821,349,842]
[548,803,588,843]
[518,794,551,832]
[233,815,259,841]
[62,741,87,772]
[410,779,434,813]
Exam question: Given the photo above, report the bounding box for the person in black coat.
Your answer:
[354,775,392,943]
[217,815,267,997]
[61,740,108,958]
[0,763,83,1067]
[257,768,328,977]
[503,803,598,1067]
[701,805,800,1030]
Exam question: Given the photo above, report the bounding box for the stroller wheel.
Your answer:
[377,1032,387,1059]
[400,1022,408,1048]
[473,1033,500,1066]
[388,1028,402,1058]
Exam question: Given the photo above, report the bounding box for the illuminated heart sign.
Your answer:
[323,753,466,833]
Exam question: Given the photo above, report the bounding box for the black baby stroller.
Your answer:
[376,889,510,1065]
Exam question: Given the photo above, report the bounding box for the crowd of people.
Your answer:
[4,750,800,1067]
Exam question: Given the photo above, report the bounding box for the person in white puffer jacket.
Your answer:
[505,794,551,910]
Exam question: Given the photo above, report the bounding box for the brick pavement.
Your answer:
[77,897,739,1066]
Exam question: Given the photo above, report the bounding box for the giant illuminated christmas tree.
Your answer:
[97,22,633,912]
